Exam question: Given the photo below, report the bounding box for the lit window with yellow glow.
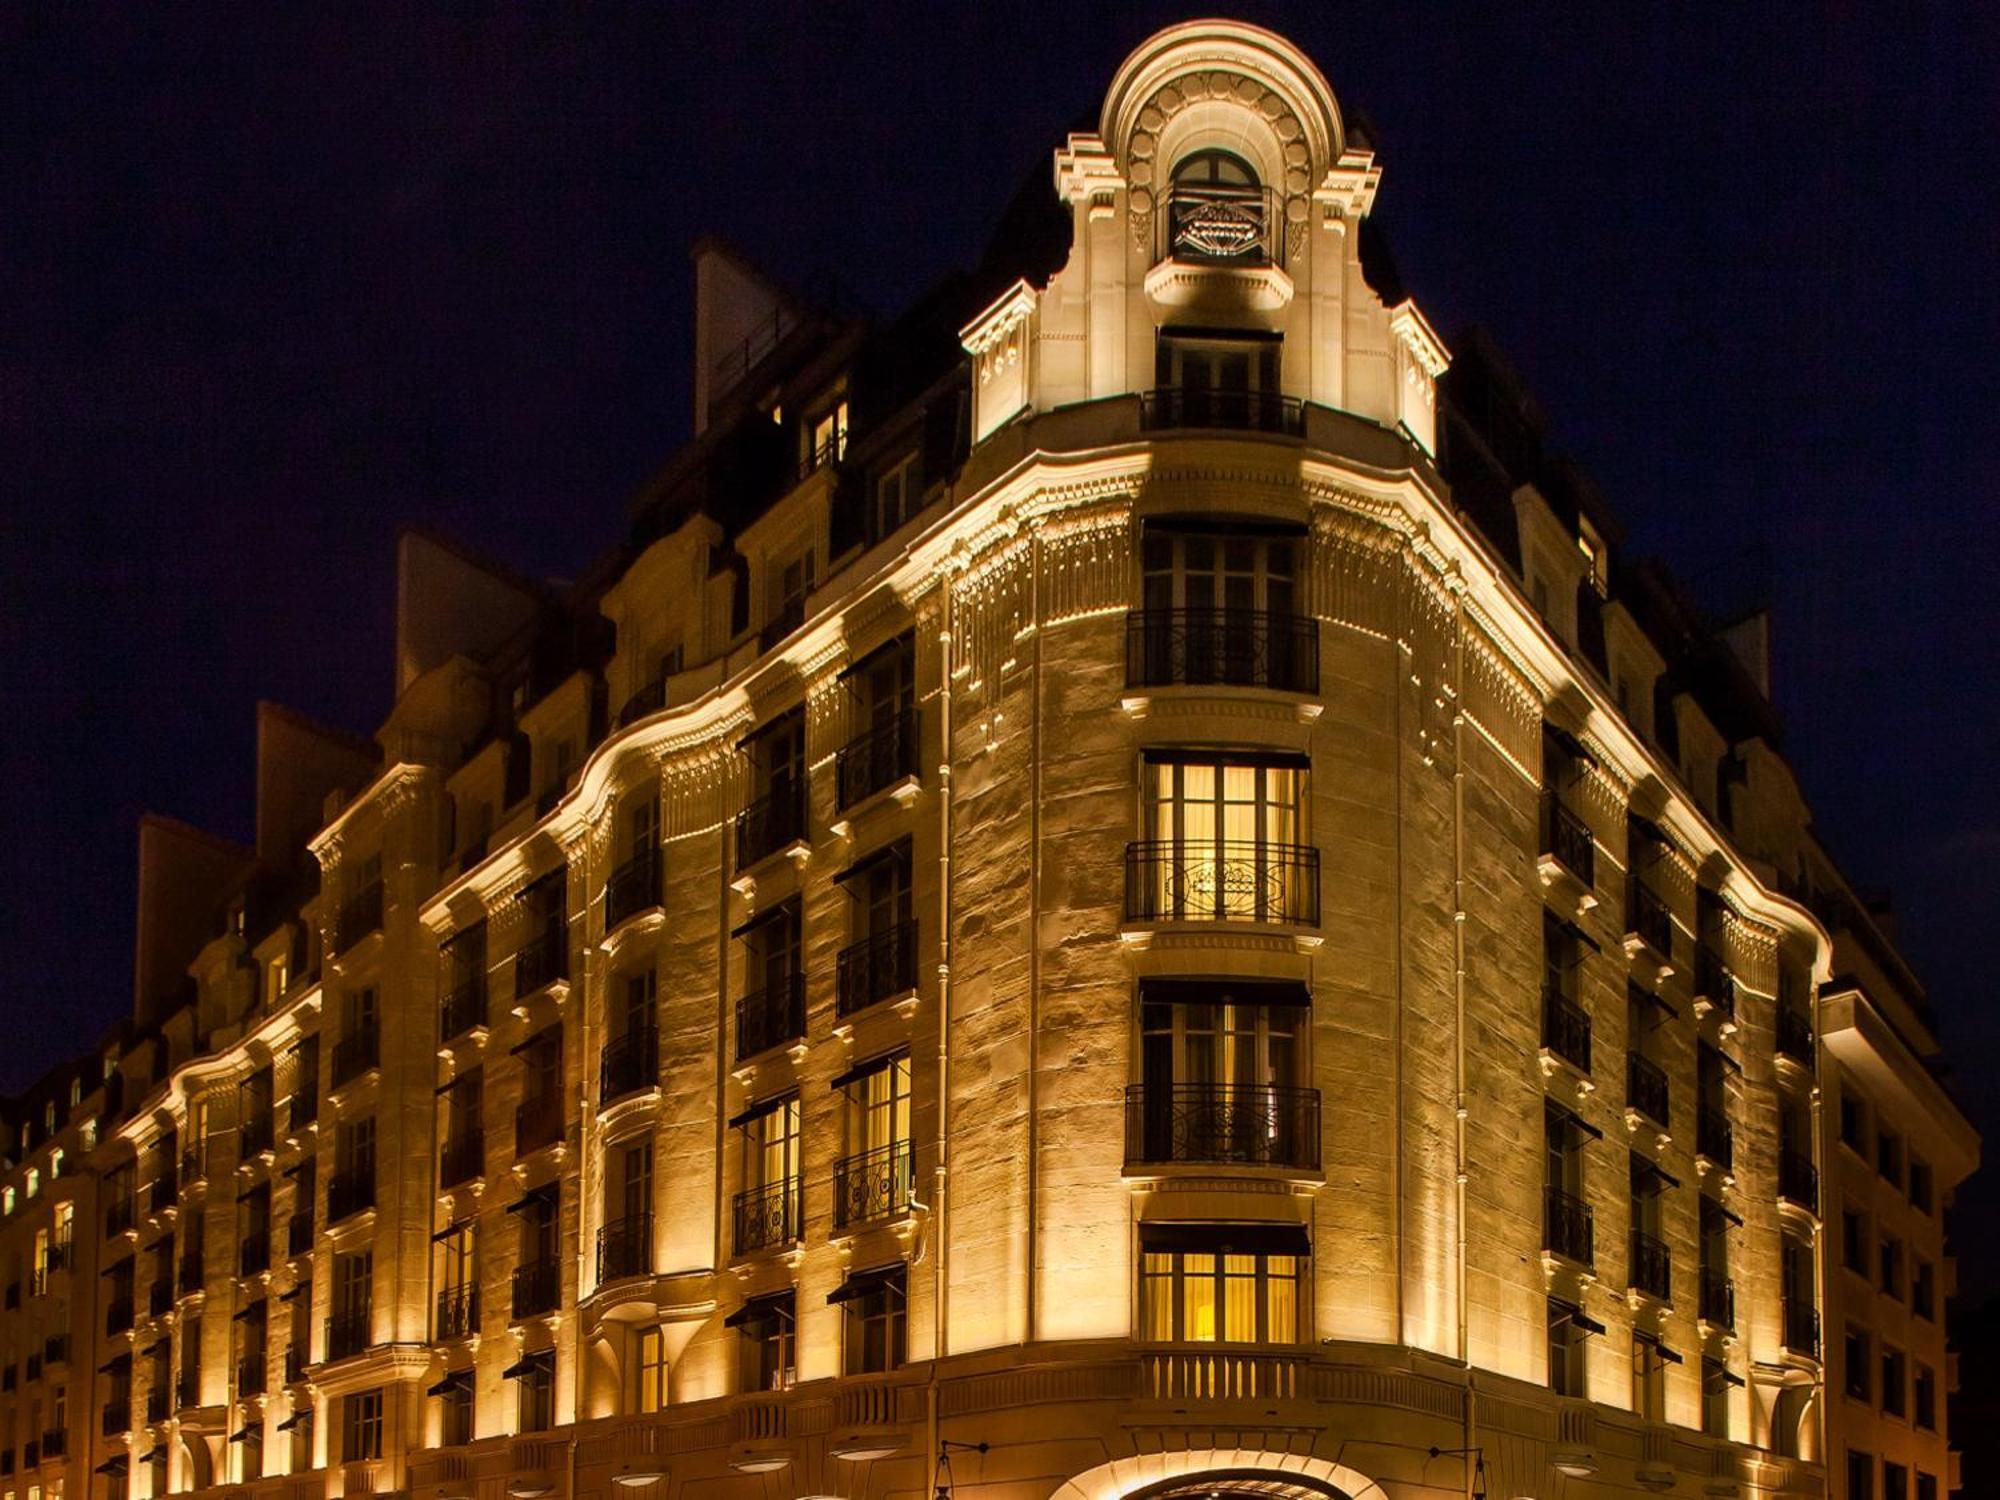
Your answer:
[1138,1226,1304,1344]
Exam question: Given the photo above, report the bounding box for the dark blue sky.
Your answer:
[4,4,1996,1279]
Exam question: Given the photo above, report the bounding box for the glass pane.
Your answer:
[1183,1254,1216,1342]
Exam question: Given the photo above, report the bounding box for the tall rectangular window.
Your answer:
[835,1053,913,1227]
[436,1371,473,1448]
[341,1390,381,1463]
[632,1328,667,1414]
[1137,753,1311,924]
[834,1266,907,1375]
[513,1351,554,1433]
[1136,1225,1305,1344]
[1700,1356,1734,1437]
[730,1292,796,1393]
[1546,1299,1594,1397]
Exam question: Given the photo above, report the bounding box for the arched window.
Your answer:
[1165,150,1270,265]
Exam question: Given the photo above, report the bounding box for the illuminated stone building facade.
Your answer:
[0,20,1974,1500]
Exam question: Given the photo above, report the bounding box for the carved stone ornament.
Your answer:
[1125,71,1311,255]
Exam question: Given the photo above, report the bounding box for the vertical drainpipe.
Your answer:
[1026,522,1041,1347]
[927,573,957,1478]
[1449,574,1476,1497]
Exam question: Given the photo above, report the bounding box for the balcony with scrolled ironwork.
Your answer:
[735,975,806,1063]
[512,1259,560,1319]
[733,1179,803,1257]
[1697,1106,1734,1172]
[736,782,807,871]
[1540,986,1592,1074]
[596,1212,653,1285]
[1626,1051,1668,1127]
[1124,840,1319,926]
[833,1140,915,1229]
[1626,880,1672,962]
[598,1027,659,1108]
[1779,1150,1819,1214]
[1544,1187,1593,1266]
[836,709,919,811]
[324,1310,371,1363]
[440,975,486,1044]
[1777,1005,1815,1069]
[1156,182,1281,267]
[334,880,383,957]
[1123,1082,1321,1172]
[1540,791,1596,889]
[836,922,917,1017]
[514,922,568,1000]
[329,1029,379,1090]
[515,1091,564,1156]
[604,847,662,933]
[1628,1230,1671,1302]
[1139,387,1303,436]
[439,1131,485,1190]
[435,1284,478,1342]
[1125,608,1319,695]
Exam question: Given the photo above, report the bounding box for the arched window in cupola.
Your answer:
[1165,150,1272,265]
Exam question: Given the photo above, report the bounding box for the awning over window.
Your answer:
[837,632,914,683]
[1630,1155,1681,1193]
[827,1263,906,1307]
[505,1181,560,1215]
[1550,1299,1606,1337]
[426,1368,474,1397]
[730,899,798,940]
[1637,1331,1684,1365]
[1546,1101,1603,1143]
[833,838,911,889]
[727,1093,796,1131]
[95,1457,129,1476]
[724,1290,796,1330]
[1630,983,1679,1021]
[274,1411,309,1434]
[1138,977,1310,1010]
[228,1426,256,1444]
[1138,1221,1311,1257]
[829,1050,906,1094]
[99,1352,132,1373]
[1141,746,1311,770]
[501,1349,555,1381]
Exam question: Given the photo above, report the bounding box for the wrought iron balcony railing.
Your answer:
[1697,1105,1734,1171]
[1626,1051,1669,1127]
[1156,182,1281,266]
[439,1132,485,1189]
[328,1029,379,1090]
[1629,1230,1671,1301]
[327,1169,374,1224]
[735,975,807,1063]
[1544,1187,1594,1265]
[434,1284,478,1342]
[440,976,486,1043]
[1124,839,1320,926]
[599,1027,659,1106]
[604,847,662,931]
[1540,986,1592,1073]
[836,922,917,1017]
[324,1310,371,1363]
[514,922,567,999]
[515,1091,564,1155]
[1123,1082,1321,1171]
[1699,1268,1736,1330]
[736,782,808,871]
[596,1212,653,1285]
[833,1140,915,1229]
[511,1259,560,1319]
[733,1179,804,1257]
[1540,792,1596,887]
[1139,386,1304,436]
[1779,1150,1820,1214]
[1627,880,1672,959]
[1125,608,1319,695]
[1782,1300,1820,1359]
[334,879,383,956]
[617,678,666,728]
[1777,1005,1816,1068]
[836,709,919,809]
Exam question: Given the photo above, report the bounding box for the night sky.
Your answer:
[5,5,1997,1287]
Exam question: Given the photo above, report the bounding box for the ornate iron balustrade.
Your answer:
[239,1233,270,1277]
[327,1169,374,1224]
[1699,1268,1736,1330]
[735,975,807,1063]
[833,1140,915,1229]
[1124,839,1320,926]
[236,1355,265,1397]
[599,1027,659,1106]
[1779,1150,1820,1213]
[1629,1230,1671,1301]
[1776,1005,1815,1067]
[1782,1300,1820,1359]
[1694,945,1735,1016]
[733,1179,803,1256]
[1697,1105,1734,1171]
[1541,792,1596,887]
[604,847,662,931]
[1627,880,1672,958]
[596,1212,653,1285]
[1123,1082,1321,1171]
[736,783,807,871]
[513,922,567,999]
[1139,386,1304,436]
[836,922,917,1017]
[1125,608,1319,694]
[434,1284,478,1341]
[1540,986,1592,1073]
[515,1091,564,1155]
[334,880,383,956]
[1544,1187,1594,1265]
[324,1310,371,1362]
[329,1029,379,1089]
[617,678,666,728]
[439,1132,485,1189]
[1156,182,1281,266]
[1626,1051,1669,1127]
[836,709,918,809]
[440,976,486,1043]
[512,1259,560,1318]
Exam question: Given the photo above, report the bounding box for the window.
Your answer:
[1844,1326,1871,1401]
[1883,1463,1908,1500]
[737,900,803,1061]
[734,1095,802,1253]
[264,952,290,1008]
[1546,1298,1596,1397]
[1881,1346,1906,1418]
[1917,1473,1937,1500]
[1914,1362,1936,1429]
[874,454,917,540]
[340,1390,381,1463]
[236,1421,262,1482]
[805,399,848,473]
[287,1408,313,1475]
[836,842,915,1013]
[1878,1128,1904,1187]
[434,1369,473,1447]
[1843,1210,1869,1273]
[1700,1356,1736,1437]
[1847,1452,1874,1500]
[835,1053,913,1227]
[738,709,807,868]
[1544,1105,1594,1264]
[1631,1332,1670,1423]
[1136,752,1311,924]
[331,1251,372,1358]
[1880,1236,1903,1299]
[434,1223,476,1341]
[1137,1224,1304,1345]
[838,636,918,808]
[1913,1259,1936,1320]
[1628,1154,1673,1300]
[1841,1092,1868,1152]
[1540,913,1591,1071]
[1908,1156,1934,1214]
[730,1292,796,1393]
[632,1327,667,1414]
[765,551,816,645]
[1150,330,1288,432]
[834,1265,907,1374]
[601,1137,654,1281]
[1135,979,1312,1168]
[511,1350,554,1433]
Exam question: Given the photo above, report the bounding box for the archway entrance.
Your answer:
[1048,1450,1377,1500]
[1131,1473,1356,1500]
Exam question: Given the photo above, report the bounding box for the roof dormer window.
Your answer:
[1165,150,1271,266]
